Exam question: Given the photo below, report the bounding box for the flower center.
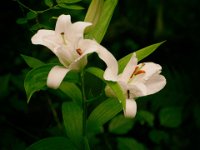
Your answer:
[76,48,83,56]
[130,64,145,78]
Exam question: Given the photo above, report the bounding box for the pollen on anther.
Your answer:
[76,48,83,56]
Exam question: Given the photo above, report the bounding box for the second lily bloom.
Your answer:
[105,53,166,118]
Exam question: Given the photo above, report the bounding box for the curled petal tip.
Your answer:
[124,99,137,118]
[47,66,69,89]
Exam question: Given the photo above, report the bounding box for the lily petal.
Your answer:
[142,62,162,80]
[128,82,147,97]
[119,53,138,83]
[31,29,62,53]
[66,21,92,44]
[124,99,137,118]
[55,15,71,34]
[47,66,69,89]
[145,74,166,95]
[78,39,118,81]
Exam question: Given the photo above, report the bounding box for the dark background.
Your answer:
[0,0,200,149]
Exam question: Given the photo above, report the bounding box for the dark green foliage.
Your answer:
[1,0,200,149]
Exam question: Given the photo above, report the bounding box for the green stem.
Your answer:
[81,71,87,139]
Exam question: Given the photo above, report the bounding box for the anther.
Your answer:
[76,48,83,56]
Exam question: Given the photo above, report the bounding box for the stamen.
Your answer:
[135,70,145,75]
[127,90,130,99]
[76,48,83,56]
[130,64,145,78]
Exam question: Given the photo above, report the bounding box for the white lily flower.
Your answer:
[105,53,166,118]
[31,14,118,89]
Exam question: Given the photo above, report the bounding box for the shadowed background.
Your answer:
[0,0,200,149]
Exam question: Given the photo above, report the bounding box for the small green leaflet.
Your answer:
[118,41,165,73]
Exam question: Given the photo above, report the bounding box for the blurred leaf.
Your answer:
[149,129,169,144]
[58,3,84,10]
[21,55,45,68]
[109,114,134,134]
[26,11,37,20]
[44,0,54,7]
[0,74,10,99]
[87,98,122,133]
[159,107,182,128]
[56,0,81,4]
[59,81,82,105]
[25,137,76,150]
[62,101,83,147]
[118,41,165,73]
[84,0,104,32]
[16,18,28,24]
[86,67,126,109]
[85,0,118,43]
[193,105,200,128]
[137,110,155,127]
[117,138,147,150]
[24,64,55,102]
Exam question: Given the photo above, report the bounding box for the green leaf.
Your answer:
[62,102,83,147]
[25,137,77,150]
[149,130,169,144]
[58,3,84,10]
[16,18,28,24]
[118,41,165,73]
[21,55,45,68]
[0,74,10,100]
[159,107,182,128]
[59,81,82,105]
[56,0,81,4]
[24,64,55,102]
[85,0,118,43]
[84,0,104,32]
[87,98,122,133]
[109,114,134,134]
[44,0,54,7]
[137,110,155,127]
[117,138,147,150]
[86,67,126,108]
[26,11,37,20]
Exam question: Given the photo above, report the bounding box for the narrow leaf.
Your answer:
[59,81,82,105]
[62,102,83,147]
[26,137,76,150]
[85,0,118,43]
[87,98,122,133]
[21,55,45,68]
[118,41,165,73]
[84,0,104,32]
[86,67,126,108]
[24,64,55,102]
